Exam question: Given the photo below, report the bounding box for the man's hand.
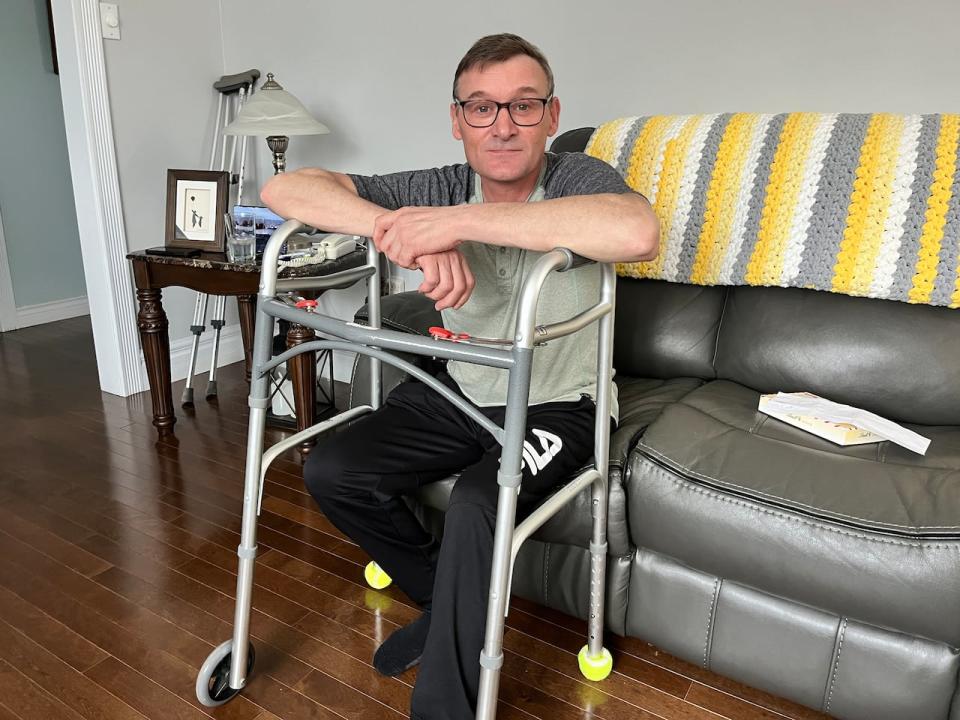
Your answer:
[373,206,463,269]
[416,249,475,311]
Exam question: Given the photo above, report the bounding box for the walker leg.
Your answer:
[578,481,613,681]
[196,297,274,704]
[475,349,533,720]
[578,265,616,682]
[228,297,274,689]
[182,293,209,407]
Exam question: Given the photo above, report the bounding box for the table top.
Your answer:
[127,247,368,280]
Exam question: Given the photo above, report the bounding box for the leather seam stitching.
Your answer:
[638,444,960,533]
[638,452,960,547]
[703,578,721,669]
[825,618,847,713]
[709,288,730,374]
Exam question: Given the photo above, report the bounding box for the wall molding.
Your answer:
[0,207,17,332]
[53,0,144,396]
[16,295,90,329]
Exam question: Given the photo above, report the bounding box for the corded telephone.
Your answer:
[318,233,358,259]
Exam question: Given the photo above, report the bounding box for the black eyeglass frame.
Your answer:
[454,96,553,128]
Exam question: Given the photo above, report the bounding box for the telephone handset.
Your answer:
[319,233,358,259]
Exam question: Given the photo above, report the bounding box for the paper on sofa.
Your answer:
[758,392,930,455]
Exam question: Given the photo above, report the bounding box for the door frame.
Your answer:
[52,0,145,395]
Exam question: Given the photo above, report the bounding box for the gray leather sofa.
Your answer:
[349,127,960,720]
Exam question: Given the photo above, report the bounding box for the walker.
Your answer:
[195,219,617,719]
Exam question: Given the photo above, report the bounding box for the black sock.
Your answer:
[373,610,431,676]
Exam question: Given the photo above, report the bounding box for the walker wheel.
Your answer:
[364,561,392,589]
[577,645,613,681]
[196,639,255,707]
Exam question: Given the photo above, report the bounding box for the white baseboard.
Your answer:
[15,296,90,329]
[166,324,246,384]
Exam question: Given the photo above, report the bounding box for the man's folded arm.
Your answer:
[260,168,382,237]
[261,168,476,310]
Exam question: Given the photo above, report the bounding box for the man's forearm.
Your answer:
[452,193,659,263]
[260,168,383,236]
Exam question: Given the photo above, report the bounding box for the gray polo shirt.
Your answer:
[349,152,634,416]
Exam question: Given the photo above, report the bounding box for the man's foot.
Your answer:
[373,610,431,676]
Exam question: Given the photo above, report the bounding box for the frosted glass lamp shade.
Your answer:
[224,73,329,173]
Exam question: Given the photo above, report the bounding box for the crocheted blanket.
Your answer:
[585,113,960,308]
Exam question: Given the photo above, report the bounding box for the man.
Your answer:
[261,33,658,719]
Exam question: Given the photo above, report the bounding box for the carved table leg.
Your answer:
[286,322,317,456]
[237,295,256,383]
[136,288,175,434]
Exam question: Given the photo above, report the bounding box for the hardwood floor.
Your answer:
[0,317,832,720]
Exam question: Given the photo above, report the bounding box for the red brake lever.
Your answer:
[429,326,469,341]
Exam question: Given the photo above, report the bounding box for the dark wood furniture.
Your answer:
[127,248,366,449]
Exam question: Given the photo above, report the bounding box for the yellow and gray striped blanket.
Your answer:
[586,113,960,308]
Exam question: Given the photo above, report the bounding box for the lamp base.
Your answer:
[266,135,289,174]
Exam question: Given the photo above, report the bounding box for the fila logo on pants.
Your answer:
[521,429,563,476]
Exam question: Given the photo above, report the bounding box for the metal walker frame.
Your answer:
[196,219,617,718]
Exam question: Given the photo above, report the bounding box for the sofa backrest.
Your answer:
[714,285,960,425]
[552,127,960,426]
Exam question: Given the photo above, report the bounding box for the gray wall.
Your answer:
[1,0,85,309]
[101,0,960,379]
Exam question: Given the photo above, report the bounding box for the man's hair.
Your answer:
[453,33,554,99]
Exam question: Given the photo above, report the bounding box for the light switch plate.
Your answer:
[99,2,120,40]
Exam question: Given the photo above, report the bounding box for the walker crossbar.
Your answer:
[261,300,516,370]
[268,339,509,444]
[196,218,618,719]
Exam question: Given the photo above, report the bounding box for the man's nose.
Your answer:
[492,106,518,138]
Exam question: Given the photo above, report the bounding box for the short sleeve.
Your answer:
[347,164,473,210]
[543,152,645,201]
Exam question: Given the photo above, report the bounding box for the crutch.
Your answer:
[181,69,260,406]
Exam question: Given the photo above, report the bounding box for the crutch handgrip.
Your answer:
[214,70,261,94]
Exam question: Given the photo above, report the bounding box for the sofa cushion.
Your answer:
[626,380,960,646]
[715,285,960,425]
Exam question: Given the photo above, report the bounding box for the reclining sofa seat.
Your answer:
[351,113,960,720]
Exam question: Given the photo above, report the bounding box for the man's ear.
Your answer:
[451,103,463,140]
[546,96,561,137]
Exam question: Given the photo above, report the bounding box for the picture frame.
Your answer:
[165,169,229,251]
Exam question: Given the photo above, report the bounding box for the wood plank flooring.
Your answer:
[0,317,832,720]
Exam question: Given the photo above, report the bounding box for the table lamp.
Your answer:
[224,73,330,174]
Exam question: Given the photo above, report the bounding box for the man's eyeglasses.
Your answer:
[455,97,551,128]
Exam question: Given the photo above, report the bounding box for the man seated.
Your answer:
[261,32,659,720]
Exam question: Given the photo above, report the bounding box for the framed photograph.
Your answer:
[165,169,229,251]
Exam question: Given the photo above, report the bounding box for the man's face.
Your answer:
[450,55,560,197]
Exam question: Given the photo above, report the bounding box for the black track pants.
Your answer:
[303,375,596,719]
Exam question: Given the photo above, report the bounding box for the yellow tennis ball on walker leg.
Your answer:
[578,645,613,681]
[364,561,392,589]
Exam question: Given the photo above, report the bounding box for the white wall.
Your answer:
[101,0,960,381]
[100,0,246,379]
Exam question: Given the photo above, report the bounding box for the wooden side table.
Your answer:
[127,248,366,451]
